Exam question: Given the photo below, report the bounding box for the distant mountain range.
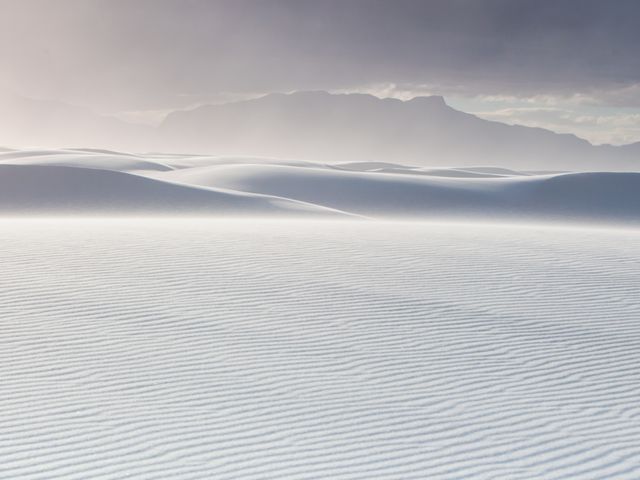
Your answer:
[159,91,640,171]
[2,91,639,171]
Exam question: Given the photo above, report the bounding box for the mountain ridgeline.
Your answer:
[159,91,639,171]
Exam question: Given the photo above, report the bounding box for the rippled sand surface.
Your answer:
[2,220,640,479]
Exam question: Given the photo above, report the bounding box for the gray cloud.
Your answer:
[1,0,639,113]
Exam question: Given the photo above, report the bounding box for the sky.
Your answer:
[1,0,639,144]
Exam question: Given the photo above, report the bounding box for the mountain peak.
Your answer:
[407,95,447,107]
[275,91,449,108]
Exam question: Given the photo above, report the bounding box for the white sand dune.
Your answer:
[1,148,640,224]
[0,148,174,172]
[2,219,639,479]
[333,163,529,177]
[156,161,640,222]
[0,164,345,216]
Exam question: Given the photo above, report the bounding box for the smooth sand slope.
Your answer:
[1,219,640,479]
[2,148,640,223]
[0,153,346,216]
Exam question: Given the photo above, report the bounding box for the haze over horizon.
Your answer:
[1,0,640,146]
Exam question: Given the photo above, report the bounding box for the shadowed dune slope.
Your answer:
[157,162,640,222]
[0,164,345,216]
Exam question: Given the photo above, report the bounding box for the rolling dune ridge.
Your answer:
[1,148,640,223]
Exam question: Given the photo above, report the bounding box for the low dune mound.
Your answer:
[0,149,174,172]
[0,164,345,216]
[525,172,640,219]
[158,163,507,216]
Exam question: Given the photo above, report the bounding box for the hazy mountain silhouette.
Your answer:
[0,93,153,151]
[160,91,640,171]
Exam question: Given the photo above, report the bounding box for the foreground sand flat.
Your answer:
[1,220,640,479]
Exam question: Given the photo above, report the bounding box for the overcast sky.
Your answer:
[1,0,639,144]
